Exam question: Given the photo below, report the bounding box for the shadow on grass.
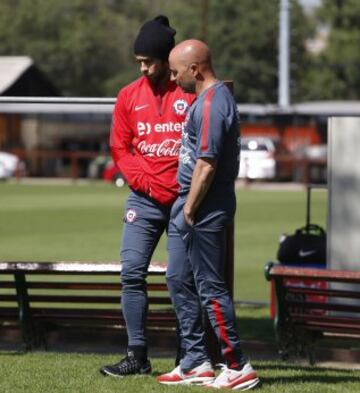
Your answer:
[261,374,360,385]
[256,363,358,373]
[256,362,360,386]
[0,351,27,356]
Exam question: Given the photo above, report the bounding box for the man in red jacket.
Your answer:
[100,15,194,377]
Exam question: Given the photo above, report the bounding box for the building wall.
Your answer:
[21,115,111,150]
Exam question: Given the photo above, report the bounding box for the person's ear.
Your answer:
[189,62,199,77]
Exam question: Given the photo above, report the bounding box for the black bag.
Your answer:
[277,224,327,266]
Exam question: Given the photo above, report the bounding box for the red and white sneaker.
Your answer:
[157,361,215,385]
[205,363,259,390]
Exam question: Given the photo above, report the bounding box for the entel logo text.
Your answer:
[137,121,185,136]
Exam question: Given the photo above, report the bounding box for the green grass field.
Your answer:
[1,182,359,392]
[0,354,359,393]
[0,182,327,301]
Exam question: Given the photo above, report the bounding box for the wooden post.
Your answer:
[14,272,37,350]
[70,152,79,180]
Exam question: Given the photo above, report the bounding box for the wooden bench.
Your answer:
[0,261,175,350]
[265,262,360,364]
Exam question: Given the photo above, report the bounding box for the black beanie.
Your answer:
[134,15,176,61]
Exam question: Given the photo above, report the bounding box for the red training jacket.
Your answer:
[110,76,195,206]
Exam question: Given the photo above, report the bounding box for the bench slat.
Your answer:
[291,313,360,325]
[268,264,360,283]
[287,300,360,314]
[26,295,172,305]
[0,281,16,289]
[25,282,168,291]
[286,286,360,299]
[0,295,17,302]
[0,261,168,275]
[294,323,360,336]
[32,308,175,321]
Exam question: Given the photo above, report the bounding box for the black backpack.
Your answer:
[277,224,327,266]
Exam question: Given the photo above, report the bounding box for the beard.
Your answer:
[179,81,195,94]
[145,64,169,87]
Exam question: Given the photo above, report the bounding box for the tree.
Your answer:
[0,0,313,101]
[0,0,138,96]
[207,0,313,103]
[301,0,360,100]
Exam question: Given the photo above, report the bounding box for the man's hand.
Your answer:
[148,180,178,206]
[183,157,217,226]
[183,204,195,226]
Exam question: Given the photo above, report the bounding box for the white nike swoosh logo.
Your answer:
[299,249,316,257]
[134,104,149,111]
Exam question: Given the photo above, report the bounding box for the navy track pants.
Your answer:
[166,192,246,370]
[120,191,171,347]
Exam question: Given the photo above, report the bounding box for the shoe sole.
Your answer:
[100,367,151,377]
[158,376,215,385]
[233,377,260,391]
[204,377,260,391]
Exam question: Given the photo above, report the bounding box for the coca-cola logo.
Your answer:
[137,139,181,157]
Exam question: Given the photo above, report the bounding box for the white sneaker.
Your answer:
[205,363,259,390]
[157,361,215,385]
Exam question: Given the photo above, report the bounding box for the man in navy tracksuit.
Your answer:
[157,40,260,390]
